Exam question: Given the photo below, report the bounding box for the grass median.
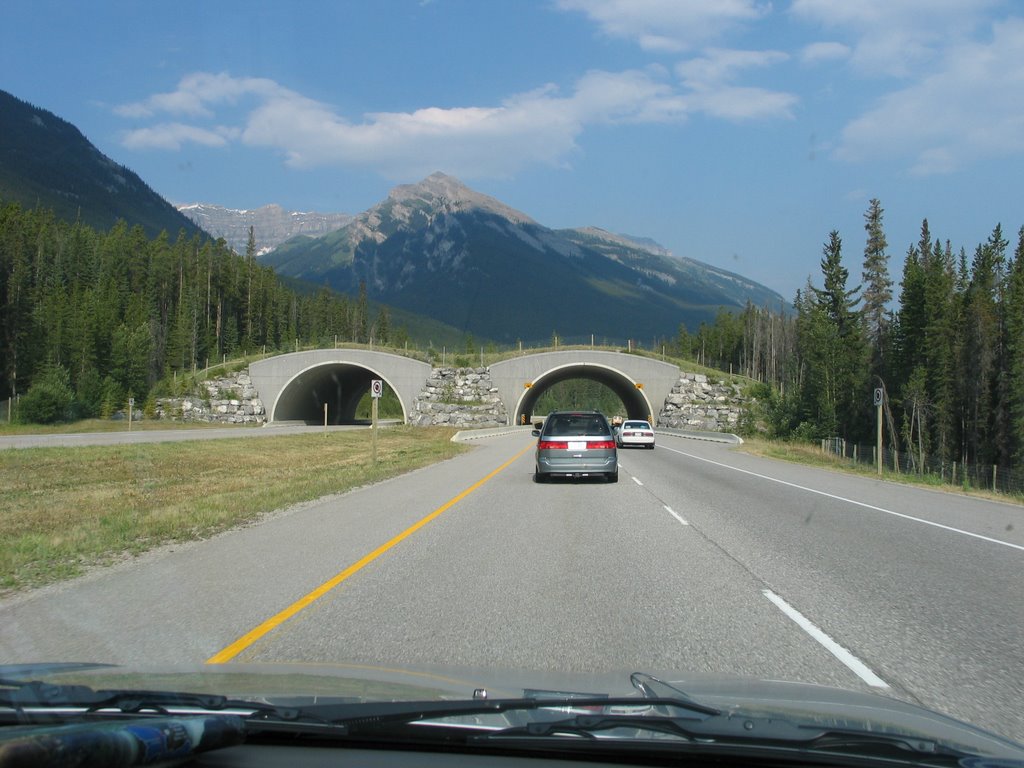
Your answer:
[0,427,466,594]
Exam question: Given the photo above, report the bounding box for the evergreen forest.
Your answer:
[675,200,1024,477]
[0,202,393,421]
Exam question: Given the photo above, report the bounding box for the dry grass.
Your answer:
[0,427,465,593]
[0,419,245,436]
[737,438,1023,505]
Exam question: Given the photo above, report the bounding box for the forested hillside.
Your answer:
[0,202,394,420]
[0,90,203,240]
[676,200,1024,474]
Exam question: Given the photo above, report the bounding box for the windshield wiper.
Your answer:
[629,672,720,714]
[475,710,971,764]
[0,678,981,765]
[0,678,320,724]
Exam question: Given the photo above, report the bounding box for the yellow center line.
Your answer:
[206,443,533,664]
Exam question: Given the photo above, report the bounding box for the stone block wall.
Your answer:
[658,372,748,432]
[411,367,508,428]
[154,371,266,424]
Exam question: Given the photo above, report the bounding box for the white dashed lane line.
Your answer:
[762,589,890,688]
[625,456,889,691]
[664,505,689,526]
[622,463,687,527]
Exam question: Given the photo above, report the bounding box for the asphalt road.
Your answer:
[1,430,1021,742]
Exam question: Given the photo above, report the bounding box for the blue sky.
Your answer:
[3,0,1023,298]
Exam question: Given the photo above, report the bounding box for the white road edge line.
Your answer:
[762,589,889,689]
[664,505,689,526]
[660,444,1024,553]
[632,476,644,486]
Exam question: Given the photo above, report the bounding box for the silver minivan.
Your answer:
[532,410,618,483]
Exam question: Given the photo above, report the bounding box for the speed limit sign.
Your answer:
[371,379,383,398]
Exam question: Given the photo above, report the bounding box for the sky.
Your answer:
[3,0,1023,299]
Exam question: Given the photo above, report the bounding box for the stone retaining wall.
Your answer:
[154,371,266,424]
[411,367,508,428]
[657,372,748,432]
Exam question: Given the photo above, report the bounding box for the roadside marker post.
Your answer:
[371,379,383,464]
[874,387,884,476]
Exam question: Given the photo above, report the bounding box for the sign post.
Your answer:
[874,387,884,476]
[128,397,134,432]
[370,379,383,464]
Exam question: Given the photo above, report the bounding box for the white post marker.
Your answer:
[874,387,884,476]
[371,379,383,463]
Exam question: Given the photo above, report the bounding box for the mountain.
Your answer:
[177,203,353,255]
[0,89,203,239]
[262,172,785,344]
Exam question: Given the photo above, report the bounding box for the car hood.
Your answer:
[5,662,1023,759]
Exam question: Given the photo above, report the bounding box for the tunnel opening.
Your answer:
[273,363,404,424]
[515,364,654,426]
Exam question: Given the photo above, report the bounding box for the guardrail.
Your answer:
[655,428,743,445]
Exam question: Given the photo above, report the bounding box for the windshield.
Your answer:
[2,1,1024,764]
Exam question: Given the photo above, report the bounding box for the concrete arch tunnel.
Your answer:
[514,363,655,425]
[249,350,434,425]
[273,363,393,424]
[489,350,683,428]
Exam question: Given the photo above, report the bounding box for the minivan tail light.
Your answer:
[538,440,568,450]
[589,440,615,450]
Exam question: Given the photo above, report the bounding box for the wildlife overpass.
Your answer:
[248,349,683,426]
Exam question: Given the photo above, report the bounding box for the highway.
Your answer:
[1,430,1021,742]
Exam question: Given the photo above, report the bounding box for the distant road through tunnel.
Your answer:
[515,363,654,424]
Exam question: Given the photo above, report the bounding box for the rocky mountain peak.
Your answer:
[387,172,535,225]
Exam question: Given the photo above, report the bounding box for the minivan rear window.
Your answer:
[546,415,610,436]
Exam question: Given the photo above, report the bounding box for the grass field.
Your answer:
[0,427,465,594]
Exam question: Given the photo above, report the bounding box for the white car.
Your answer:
[615,419,655,449]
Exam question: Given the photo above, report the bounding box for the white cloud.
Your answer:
[674,49,796,121]
[121,123,237,150]
[676,48,789,87]
[836,17,1024,174]
[800,41,851,64]
[555,0,770,52]
[687,86,797,121]
[116,72,288,119]
[115,65,793,179]
[791,0,1000,76]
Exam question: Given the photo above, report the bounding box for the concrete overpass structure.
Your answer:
[249,349,683,426]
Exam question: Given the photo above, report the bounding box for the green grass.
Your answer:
[0,427,466,593]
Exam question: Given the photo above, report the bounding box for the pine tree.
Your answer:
[807,231,867,439]
[861,199,892,381]
[1004,226,1024,466]
[961,226,1006,465]
[376,306,390,345]
[356,281,369,343]
[244,225,256,347]
[922,238,957,462]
